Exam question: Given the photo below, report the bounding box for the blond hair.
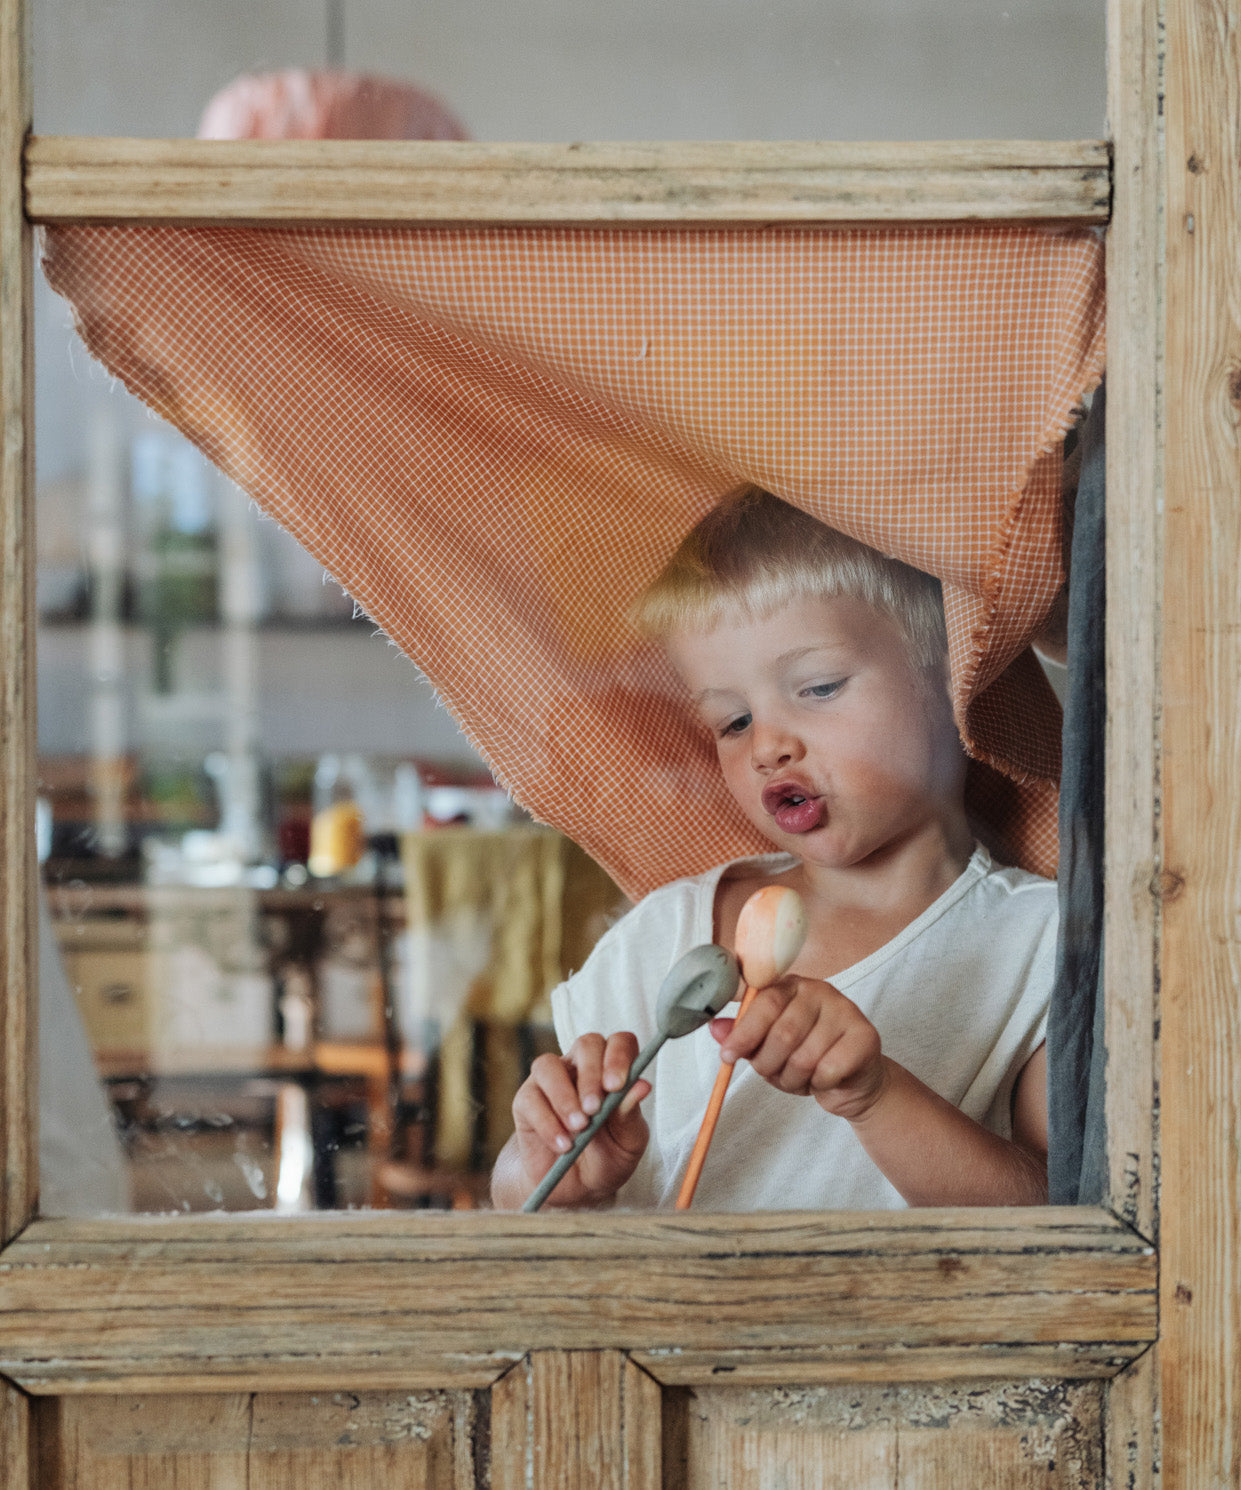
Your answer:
[634,486,948,674]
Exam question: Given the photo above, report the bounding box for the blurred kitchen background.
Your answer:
[32,0,1104,1217]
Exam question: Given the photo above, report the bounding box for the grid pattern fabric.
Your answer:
[41,222,1104,898]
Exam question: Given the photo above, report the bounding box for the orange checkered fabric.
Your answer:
[41,222,1104,897]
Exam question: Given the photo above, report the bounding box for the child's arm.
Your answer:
[491,1032,652,1209]
[839,1047,1048,1207]
[715,977,1048,1207]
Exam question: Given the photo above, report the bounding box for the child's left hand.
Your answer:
[712,975,887,1123]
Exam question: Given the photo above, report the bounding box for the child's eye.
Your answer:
[718,712,752,738]
[800,679,845,700]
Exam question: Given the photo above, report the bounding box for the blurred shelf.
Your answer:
[95,1046,317,1080]
[93,1040,433,1082]
[36,616,374,633]
[47,881,409,915]
[312,1041,428,1081]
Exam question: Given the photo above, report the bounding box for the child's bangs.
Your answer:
[632,486,947,674]
[633,559,828,638]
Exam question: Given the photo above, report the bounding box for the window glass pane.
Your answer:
[34,0,1104,141]
[36,341,626,1215]
[35,226,1095,1218]
[32,0,1105,1217]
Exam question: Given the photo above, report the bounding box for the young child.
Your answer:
[491,487,1054,1211]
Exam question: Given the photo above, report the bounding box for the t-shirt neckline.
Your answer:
[701,842,993,989]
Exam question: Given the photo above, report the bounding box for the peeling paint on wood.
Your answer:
[681,1380,1103,1489]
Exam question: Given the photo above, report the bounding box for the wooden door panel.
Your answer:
[490,1352,661,1490]
[670,1380,1103,1490]
[0,1381,33,1490]
[1,0,1206,1482]
[26,1365,1110,1488]
[38,1390,483,1490]
[39,1395,250,1490]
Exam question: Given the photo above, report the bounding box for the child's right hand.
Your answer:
[713,974,886,1122]
[510,1032,651,1207]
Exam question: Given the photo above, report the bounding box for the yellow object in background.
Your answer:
[308,801,366,878]
[401,827,626,1168]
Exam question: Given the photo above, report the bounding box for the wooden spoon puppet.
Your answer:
[674,884,808,1209]
[522,942,740,1212]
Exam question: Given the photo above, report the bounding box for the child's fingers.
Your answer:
[719,981,792,1063]
[566,1033,606,1119]
[511,1040,652,1204]
[565,1032,639,1117]
[767,1004,843,1094]
[810,1019,882,1096]
[615,1077,652,1119]
[711,978,881,1097]
[513,1068,579,1156]
[747,997,821,1085]
[600,1079,651,1166]
[601,1031,639,1094]
[709,1015,734,1044]
[526,1051,596,1138]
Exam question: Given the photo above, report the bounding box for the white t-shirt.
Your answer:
[551,844,1055,1211]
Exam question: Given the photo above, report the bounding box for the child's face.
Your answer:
[665,594,966,871]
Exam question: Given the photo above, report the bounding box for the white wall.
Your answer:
[36,623,487,763]
[34,0,1105,141]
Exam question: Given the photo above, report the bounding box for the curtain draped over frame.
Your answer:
[41,222,1104,899]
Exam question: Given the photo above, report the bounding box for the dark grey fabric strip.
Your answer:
[1046,381,1107,1206]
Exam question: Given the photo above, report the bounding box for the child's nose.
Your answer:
[750,720,803,770]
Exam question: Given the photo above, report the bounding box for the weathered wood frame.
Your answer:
[4,0,1235,1483]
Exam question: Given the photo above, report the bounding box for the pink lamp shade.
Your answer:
[197,68,470,142]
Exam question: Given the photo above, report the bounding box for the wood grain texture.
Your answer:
[24,137,1112,226]
[0,1381,33,1490]
[526,1353,661,1490]
[490,1353,661,1490]
[1160,0,1241,1483]
[1105,1348,1158,1490]
[1103,0,1162,1254]
[623,1359,663,1490]
[487,1359,531,1490]
[635,1342,1146,1386]
[40,1391,480,1489]
[678,1380,1103,1490]
[0,1210,1155,1392]
[0,0,36,1247]
[1104,7,1164,1488]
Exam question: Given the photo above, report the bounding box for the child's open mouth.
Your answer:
[761,783,825,835]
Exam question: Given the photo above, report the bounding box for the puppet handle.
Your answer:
[673,983,759,1210]
[522,1031,666,1213]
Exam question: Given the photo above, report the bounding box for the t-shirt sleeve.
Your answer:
[1021,913,1056,1056]
[550,878,701,1055]
[546,878,704,1212]
[549,915,635,1054]
[979,892,1058,1138]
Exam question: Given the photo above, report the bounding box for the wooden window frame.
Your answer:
[6,1,1236,1483]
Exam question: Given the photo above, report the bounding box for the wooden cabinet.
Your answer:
[3,1211,1154,1485]
[29,1377,1114,1489]
[3,0,1232,1481]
